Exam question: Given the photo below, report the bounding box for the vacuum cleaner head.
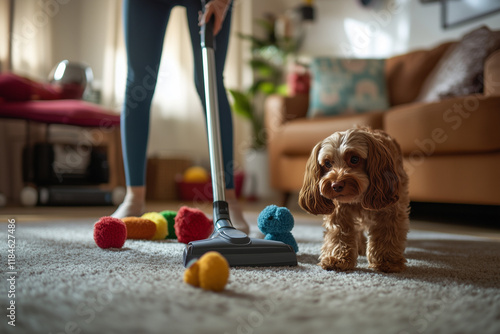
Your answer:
[183,226,298,267]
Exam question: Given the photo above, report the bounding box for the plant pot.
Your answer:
[243,148,277,201]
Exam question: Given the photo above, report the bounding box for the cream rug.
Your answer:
[1,215,499,334]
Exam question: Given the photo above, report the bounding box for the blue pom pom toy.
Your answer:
[258,205,298,253]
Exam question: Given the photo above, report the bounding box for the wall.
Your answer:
[299,0,411,58]
[407,0,500,51]
[252,0,500,58]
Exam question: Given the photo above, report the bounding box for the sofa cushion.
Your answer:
[0,73,61,101]
[385,42,454,106]
[384,95,500,156]
[278,111,384,156]
[417,26,500,102]
[0,100,120,127]
[307,58,389,118]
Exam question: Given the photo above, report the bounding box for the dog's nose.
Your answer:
[332,181,345,193]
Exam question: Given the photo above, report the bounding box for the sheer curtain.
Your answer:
[10,0,54,79]
[0,0,12,71]
[0,0,11,205]
[102,0,251,168]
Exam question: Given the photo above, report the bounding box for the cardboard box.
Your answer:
[146,157,192,200]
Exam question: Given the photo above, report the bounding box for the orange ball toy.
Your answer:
[122,217,156,240]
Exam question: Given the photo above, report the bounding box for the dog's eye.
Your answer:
[350,156,360,165]
[324,160,332,168]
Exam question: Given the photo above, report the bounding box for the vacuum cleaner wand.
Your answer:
[182,1,297,267]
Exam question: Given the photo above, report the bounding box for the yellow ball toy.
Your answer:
[183,261,200,287]
[183,251,229,292]
[141,212,168,240]
[183,166,209,183]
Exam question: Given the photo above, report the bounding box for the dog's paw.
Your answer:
[370,259,406,273]
[319,256,356,271]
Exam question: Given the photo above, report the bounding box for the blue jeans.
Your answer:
[121,0,234,188]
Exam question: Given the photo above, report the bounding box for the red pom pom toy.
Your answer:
[174,206,213,244]
[93,216,127,249]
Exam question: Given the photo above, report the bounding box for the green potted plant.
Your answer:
[228,15,297,150]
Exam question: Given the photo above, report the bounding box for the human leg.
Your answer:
[112,0,173,218]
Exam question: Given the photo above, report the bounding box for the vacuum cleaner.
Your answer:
[182,1,298,267]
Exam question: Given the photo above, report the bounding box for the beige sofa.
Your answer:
[265,38,500,207]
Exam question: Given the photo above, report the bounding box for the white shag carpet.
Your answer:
[1,216,499,334]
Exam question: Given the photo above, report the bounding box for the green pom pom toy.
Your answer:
[160,210,178,239]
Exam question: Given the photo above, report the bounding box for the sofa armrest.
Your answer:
[264,94,309,143]
[484,49,500,96]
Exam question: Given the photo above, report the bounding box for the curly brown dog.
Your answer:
[299,127,410,273]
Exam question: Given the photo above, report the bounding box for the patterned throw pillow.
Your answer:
[307,58,389,118]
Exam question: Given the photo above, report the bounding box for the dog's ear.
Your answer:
[361,132,400,210]
[299,142,335,215]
